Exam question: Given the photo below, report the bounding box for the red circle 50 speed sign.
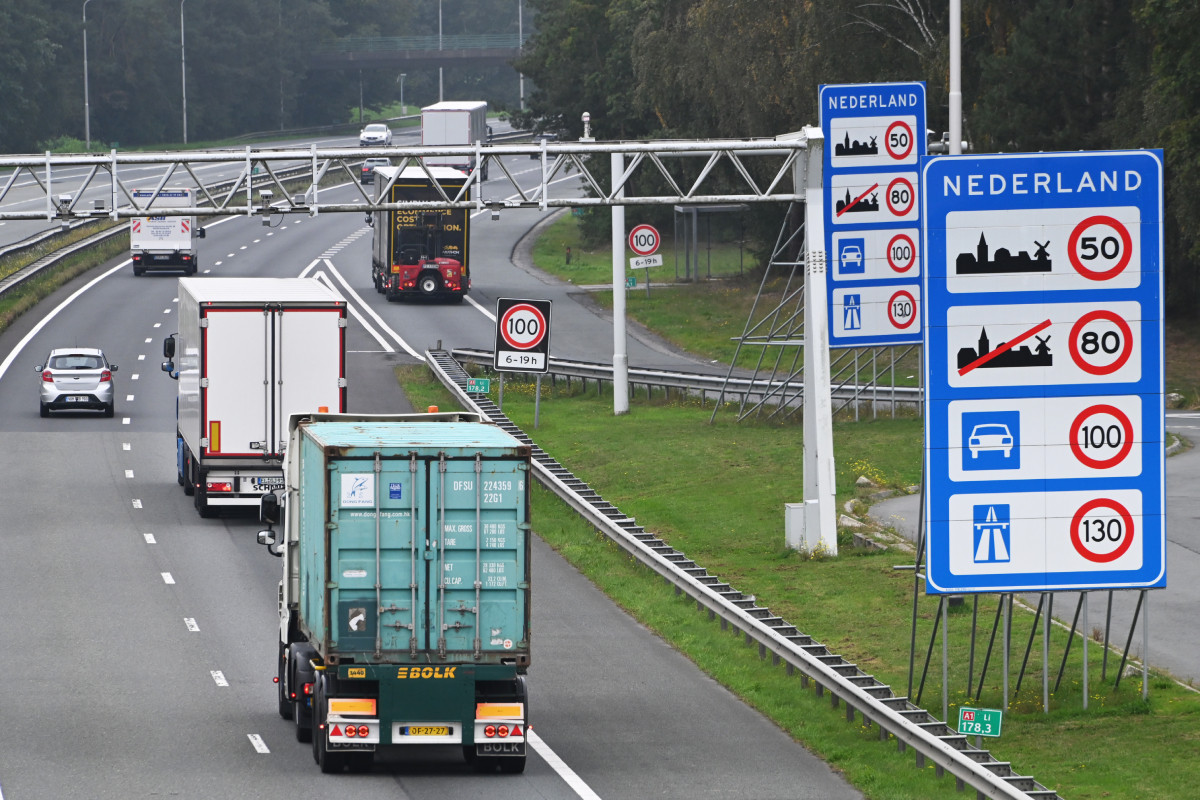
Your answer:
[629,224,660,256]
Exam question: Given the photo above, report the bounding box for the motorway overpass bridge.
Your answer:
[308,34,524,69]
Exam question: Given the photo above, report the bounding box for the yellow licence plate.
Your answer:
[402,726,450,736]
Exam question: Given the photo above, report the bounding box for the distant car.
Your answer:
[529,131,559,158]
[968,423,1014,458]
[361,157,391,184]
[359,123,393,146]
[36,347,118,418]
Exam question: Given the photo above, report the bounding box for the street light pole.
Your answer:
[438,0,444,102]
[83,0,93,151]
[400,73,406,114]
[949,0,962,155]
[180,0,188,145]
[518,0,525,111]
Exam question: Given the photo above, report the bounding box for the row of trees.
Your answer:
[511,0,1200,314]
[1,1,1197,311]
[0,0,523,152]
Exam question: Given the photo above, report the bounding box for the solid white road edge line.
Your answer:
[528,730,603,800]
[310,270,394,353]
[314,260,424,360]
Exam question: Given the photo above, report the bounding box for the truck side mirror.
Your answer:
[197,227,206,239]
[257,528,284,557]
[260,491,281,525]
[163,336,176,359]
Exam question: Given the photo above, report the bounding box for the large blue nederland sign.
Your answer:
[922,150,1165,594]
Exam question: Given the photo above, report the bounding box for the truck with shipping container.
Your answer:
[256,412,532,774]
[160,278,348,518]
[370,166,471,303]
[130,188,204,276]
[421,101,490,181]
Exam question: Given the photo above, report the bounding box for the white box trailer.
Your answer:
[421,101,490,180]
[130,188,204,275]
[161,278,348,517]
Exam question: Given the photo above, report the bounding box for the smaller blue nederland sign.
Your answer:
[819,82,926,348]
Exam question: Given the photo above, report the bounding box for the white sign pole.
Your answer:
[949,0,962,156]
[802,127,838,554]
[612,152,629,415]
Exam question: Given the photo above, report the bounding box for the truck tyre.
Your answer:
[182,449,195,496]
[346,752,374,773]
[418,274,440,296]
[194,479,215,518]
[499,755,527,774]
[291,643,317,742]
[277,642,293,720]
[133,266,145,277]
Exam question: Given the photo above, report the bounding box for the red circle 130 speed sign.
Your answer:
[628,224,660,256]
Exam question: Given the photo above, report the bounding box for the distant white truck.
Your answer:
[421,101,490,180]
[130,188,204,276]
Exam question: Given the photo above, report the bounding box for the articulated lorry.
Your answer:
[421,101,490,180]
[257,412,532,774]
[130,188,204,275]
[161,278,347,517]
[370,166,471,302]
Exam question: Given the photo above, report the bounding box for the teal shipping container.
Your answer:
[295,419,531,663]
[263,414,533,773]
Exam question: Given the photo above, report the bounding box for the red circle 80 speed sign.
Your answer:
[628,224,660,256]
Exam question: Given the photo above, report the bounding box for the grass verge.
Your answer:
[398,364,1200,800]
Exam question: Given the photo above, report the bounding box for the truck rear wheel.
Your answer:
[182,449,195,496]
[346,752,374,773]
[277,642,293,720]
[499,755,527,774]
[194,479,214,518]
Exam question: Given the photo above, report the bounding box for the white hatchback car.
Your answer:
[37,347,118,417]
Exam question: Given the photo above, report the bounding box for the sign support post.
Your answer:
[612,152,629,415]
[800,127,837,555]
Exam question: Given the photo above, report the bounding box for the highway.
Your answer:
[0,146,860,797]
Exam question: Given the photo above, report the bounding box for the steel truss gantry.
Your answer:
[0,136,809,222]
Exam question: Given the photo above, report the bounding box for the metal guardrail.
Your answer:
[450,347,924,410]
[427,349,1059,800]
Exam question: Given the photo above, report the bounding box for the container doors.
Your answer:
[432,456,528,657]
[200,308,269,457]
[325,454,428,655]
[273,307,345,456]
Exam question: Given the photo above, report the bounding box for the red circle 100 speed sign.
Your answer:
[494,297,552,374]
[629,224,661,256]
[499,303,547,350]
